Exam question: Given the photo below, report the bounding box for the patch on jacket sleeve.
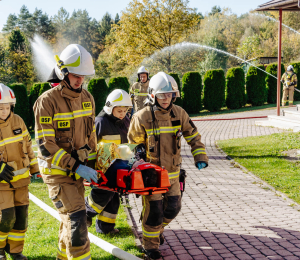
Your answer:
[82,102,92,110]
[55,201,63,209]
[189,119,196,128]
[13,128,22,135]
[39,143,51,157]
[40,117,52,124]
[171,120,181,127]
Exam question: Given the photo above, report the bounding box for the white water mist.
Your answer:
[256,14,300,36]
[30,35,56,82]
[137,42,277,80]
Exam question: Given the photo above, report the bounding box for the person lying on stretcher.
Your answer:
[88,142,170,194]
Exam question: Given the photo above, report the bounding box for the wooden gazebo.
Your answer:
[256,0,300,116]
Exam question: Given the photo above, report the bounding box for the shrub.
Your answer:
[181,72,202,113]
[265,63,285,104]
[88,78,109,115]
[39,82,51,96]
[10,83,30,128]
[246,65,266,106]
[108,77,130,92]
[203,69,226,112]
[290,62,300,101]
[28,83,42,130]
[121,77,130,92]
[225,67,245,109]
[169,73,182,107]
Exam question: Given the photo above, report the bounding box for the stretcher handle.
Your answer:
[89,170,108,187]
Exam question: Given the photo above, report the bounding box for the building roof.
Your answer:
[256,0,300,11]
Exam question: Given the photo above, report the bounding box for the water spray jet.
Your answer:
[139,42,277,80]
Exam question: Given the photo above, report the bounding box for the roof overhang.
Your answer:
[256,0,300,11]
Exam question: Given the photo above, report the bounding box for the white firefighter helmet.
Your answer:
[0,84,16,105]
[287,65,294,72]
[54,44,95,80]
[104,89,133,115]
[137,66,149,76]
[145,72,180,105]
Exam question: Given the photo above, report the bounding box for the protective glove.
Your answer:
[0,162,14,183]
[75,164,98,183]
[196,162,207,170]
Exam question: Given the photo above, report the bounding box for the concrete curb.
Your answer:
[29,192,143,260]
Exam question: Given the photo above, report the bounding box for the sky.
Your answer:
[0,0,266,31]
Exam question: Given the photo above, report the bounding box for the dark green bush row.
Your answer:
[226,67,246,109]
[246,65,266,106]
[265,63,285,104]
[203,69,226,112]
[10,64,296,130]
[182,72,202,113]
[290,62,300,101]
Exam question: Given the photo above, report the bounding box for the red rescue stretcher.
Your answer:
[84,163,171,196]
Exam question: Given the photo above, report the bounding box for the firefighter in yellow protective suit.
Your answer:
[34,44,98,260]
[85,89,132,234]
[0,84,39,260]
[128,72,209,259]
[281,65,298,107]
[129,66,150,113]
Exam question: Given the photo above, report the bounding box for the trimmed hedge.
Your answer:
[246,65,266,106]
[290,62,300,101]
[225,67,245,109]
[39,82,51,96]
[10,83,30,128]
[169,73,182,107]
[182,72,202,113]
[265,63,285,104]
[28,83,42,130]
[203,69,226,112]
[121,77,130,92]
[108,77,130,92]
[88,78,109,115]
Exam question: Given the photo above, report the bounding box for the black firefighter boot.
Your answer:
[10,253,28,260]
[143,248,162,259]
[0,248,6,260]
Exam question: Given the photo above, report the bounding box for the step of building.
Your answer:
[255,115,300,132]
[282,109,300,119]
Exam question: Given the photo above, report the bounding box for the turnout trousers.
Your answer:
[85,189,120,233]
[0,185,29,254]
[142,178,181,250]
[42,174,91,260]
[282,86,294,106]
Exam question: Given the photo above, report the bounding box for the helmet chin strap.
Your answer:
[64,76,82,93]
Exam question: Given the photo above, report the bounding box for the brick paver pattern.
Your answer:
[128,108,300,260]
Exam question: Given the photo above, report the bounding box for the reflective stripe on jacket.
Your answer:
[33,81,97,182]
[0,113,38,189]
[128,104,208,180]
[129,81,149,112]
[282,72,297,88]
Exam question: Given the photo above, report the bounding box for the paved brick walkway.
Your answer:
[128,108,300,260]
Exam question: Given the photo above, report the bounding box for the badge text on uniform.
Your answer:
[40,117,52,124]
[13,128,22,135]
[58,121,70,129]
[82,102,92,110]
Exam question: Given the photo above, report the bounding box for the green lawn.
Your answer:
[218,132,300,204]
[23,134,142,260]
[11,179,142,260]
